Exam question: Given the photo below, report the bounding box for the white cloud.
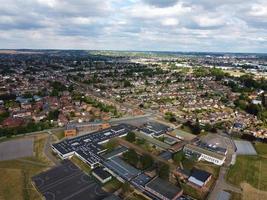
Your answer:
[0,0,266,52]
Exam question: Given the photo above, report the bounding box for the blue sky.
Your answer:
[0,0,266,53]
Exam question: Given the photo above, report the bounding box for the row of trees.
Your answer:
[0,121,52,138]
[122,148,170,179]
[122,149,154,170]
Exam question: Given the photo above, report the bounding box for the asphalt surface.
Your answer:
[0,138,34,161]
[32,160,108,200]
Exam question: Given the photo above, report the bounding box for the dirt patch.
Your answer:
[241,182,267,200]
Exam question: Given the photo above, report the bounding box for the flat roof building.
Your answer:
[92,166,112,184]
[145,177,183,200]
[188,168,212,188]
[183,144,226,166]
[52,124,135,168]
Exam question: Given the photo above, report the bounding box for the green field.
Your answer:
[0,135,52,200]
[70,155,91,174]
[103,178,122,192]
[227,142,267,191]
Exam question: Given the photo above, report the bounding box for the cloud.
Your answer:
[142,0,179,8]
[0,0,266,52]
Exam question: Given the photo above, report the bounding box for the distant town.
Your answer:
[0,50,267,200]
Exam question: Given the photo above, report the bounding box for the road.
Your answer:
[207,134,242,200]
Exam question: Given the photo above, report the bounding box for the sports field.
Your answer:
[227,142,267,198]
[0,134,52,200]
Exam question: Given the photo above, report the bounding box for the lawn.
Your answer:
[70,155,91,174]
[124,191,149,200]
[227,155,267,191]
[54,131,65,140]
[0,134,52,200]
[254,142,267,157]
[103,178,122,193]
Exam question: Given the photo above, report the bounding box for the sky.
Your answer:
[0,0,267,53]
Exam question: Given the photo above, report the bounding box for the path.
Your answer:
[43,132,60,165]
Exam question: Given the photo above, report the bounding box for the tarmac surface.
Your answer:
[32,160,108,200]
[234,140,257,155]
[0,138,33,161]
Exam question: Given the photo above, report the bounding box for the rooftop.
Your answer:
[104,156,141,181]
[92,167,112,180]
[184,144,226,161]
[145,177,183,200]
[52,124,135,166]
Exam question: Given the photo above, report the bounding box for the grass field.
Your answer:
[54,131,65,140]
[241,183,267,200]
[0,134,52,200]
[227,156,267,191]
[254,142,267,157]
[103,178,122,193]
[227,141,267,193]
[70,155,91,174]
[124,191,149,200]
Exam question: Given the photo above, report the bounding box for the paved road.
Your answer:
[208,134,242,200]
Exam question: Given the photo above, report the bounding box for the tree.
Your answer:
[158,163,170,180]
[48,110,60,121]
[191,119,201,135]
[125,131,136,142]
[123,79,132,87]
[123,149,139,166]
[164,112,176,122]
[140,154,153,169]
[173,152,184,164]
[105,139,118,152]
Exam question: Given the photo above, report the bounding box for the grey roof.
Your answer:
[104,156,141,181]
[132,173,152,187]
[103,146,128,159]
[141,121,170,137]
[92,167,112,180]
[52,124,135,166]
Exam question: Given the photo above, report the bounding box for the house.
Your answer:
[2,117,25,128]
[188,168,212,188]
[92,167,112,184]
[33,113,46,122]
[58,113,68,127]
[12,110,32,118]
[145,177,183,200]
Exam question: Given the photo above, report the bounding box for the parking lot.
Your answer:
[0,138,33,161]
